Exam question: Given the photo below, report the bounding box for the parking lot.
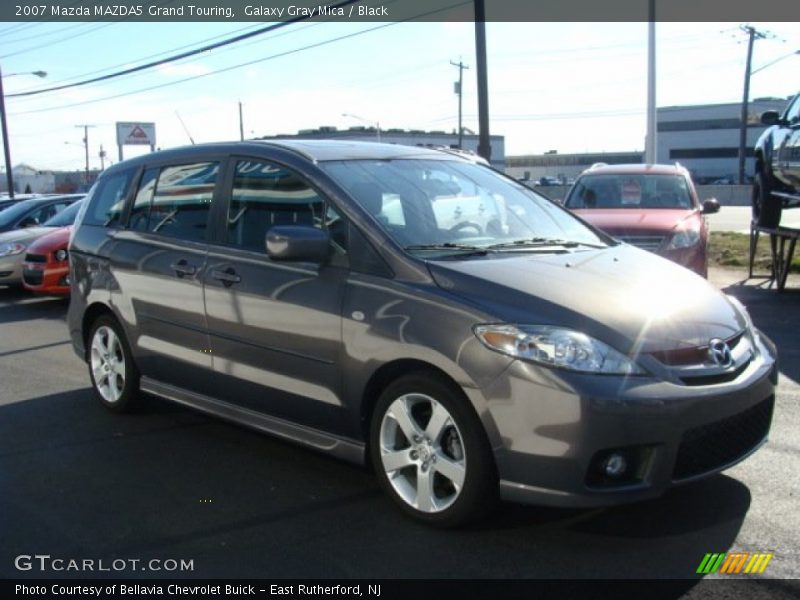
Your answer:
[0,271,798,585]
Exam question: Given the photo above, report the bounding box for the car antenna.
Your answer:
[175,111,195,145]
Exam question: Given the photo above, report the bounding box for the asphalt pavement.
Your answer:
[0,274,798,591]
[707,206,800,233]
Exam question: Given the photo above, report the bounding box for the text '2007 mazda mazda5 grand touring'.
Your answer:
[67,140,778,526]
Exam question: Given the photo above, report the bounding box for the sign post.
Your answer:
[115,122,156,162]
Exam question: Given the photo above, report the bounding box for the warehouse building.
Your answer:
[258,127,506,170]
[505,97,791,183]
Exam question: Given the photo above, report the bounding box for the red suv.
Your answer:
[564,164,719,278]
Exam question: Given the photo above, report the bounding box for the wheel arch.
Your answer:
[358,358,500,453]
[81,302,119,359]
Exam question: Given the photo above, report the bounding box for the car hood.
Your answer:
[571,209,698,235]
[427,244,745,354]
[27,226,72,253]
[0,226,54,246]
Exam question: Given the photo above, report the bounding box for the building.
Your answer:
[657,97,789,182]
[505,97,791,183]
[506,151,643,183]
[258,127,506,170]
[0,165,101,194]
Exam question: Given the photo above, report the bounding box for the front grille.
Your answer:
[649,331,745,367]
[672,396,773,480]
[618,235,665,252]
[0,271,11,278]
[24,253,47,263]
[22,269,43,286]
[680,360,751,386]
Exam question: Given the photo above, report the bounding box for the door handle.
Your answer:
[170,260,197,277]
[211,267,241,287]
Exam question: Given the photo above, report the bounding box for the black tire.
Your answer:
[87,315,143,413]
[753,171,782,229]
[369,371,498,527]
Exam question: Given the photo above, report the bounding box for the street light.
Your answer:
[0,67,47,199]
[342,113,381,142]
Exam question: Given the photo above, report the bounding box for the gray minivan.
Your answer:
[68,141,777,526]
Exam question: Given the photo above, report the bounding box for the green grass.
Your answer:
[709,231,800,273]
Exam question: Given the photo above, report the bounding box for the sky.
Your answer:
[1,18,798,173]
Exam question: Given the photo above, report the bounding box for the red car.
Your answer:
[22,225,72,295]
[563,164,719,278]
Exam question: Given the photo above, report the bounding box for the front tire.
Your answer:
[369,372,497,527]
[88,315,142,413]
[753,171,782,229]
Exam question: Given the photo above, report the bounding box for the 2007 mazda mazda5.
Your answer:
[67,140,778,526]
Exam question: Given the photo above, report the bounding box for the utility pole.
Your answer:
[450,60,469,149]
[0,66,13,197]
[239,101,244,141]
[75,124,94,185]
[474,0,491,163]
[644,0,657,164]
[738,25,769,184]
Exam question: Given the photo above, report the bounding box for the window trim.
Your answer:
[208,154,349,266]
[122,159,224,244]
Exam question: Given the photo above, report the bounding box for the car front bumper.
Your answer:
[481,330,777,508]
[0,253,24,284]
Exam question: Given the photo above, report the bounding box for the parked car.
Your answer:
[22,225,73,295]
[563,163,719,278]
[753,92,800,228]
[0,197,85,288]
[0,193,45,213]
[0,194,83,234]
[68,141,776,526]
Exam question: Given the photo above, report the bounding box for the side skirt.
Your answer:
[140,376,365,465]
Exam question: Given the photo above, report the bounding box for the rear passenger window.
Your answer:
[83,170,134,227]
[226,159,325,253]
[130,162,218,242]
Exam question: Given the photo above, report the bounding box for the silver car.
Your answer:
[67,141,777,526]
[0,197,84,287]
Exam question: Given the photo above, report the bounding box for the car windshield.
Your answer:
[0,199,40,228]
[565,174,694,210]
[43,198,84,227]
[321,159,608,256]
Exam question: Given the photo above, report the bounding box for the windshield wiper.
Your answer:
[404,243,489,256]
[486,238,604,250]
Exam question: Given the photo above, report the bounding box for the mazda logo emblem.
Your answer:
[708,338,734,368]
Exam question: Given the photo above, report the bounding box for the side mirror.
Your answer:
[702,198,720,214]
[266,225,330,262]
[760,110,781,126]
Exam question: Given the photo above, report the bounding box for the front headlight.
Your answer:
[474,324,645,375]
[0,242,25,257]
[666,228,700,249]
[54,248,68,262]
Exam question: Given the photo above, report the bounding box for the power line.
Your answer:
[10,0,471,117]
[9,22,267,92]
[0,22,119,59]
[7,0,364,99]
[0,22,95,46]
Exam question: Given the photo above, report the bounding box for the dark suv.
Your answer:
[68,140,777,526]
[753,92,800,228]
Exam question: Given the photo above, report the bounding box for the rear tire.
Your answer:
[369,372,498,527]
[87,315,143,413]
[752,171,782,229]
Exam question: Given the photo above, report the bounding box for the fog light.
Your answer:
[602,453,627,477]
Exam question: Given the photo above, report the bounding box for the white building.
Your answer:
[505,97,792,183]
[259,127,506,170]
[2,164,56,194]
